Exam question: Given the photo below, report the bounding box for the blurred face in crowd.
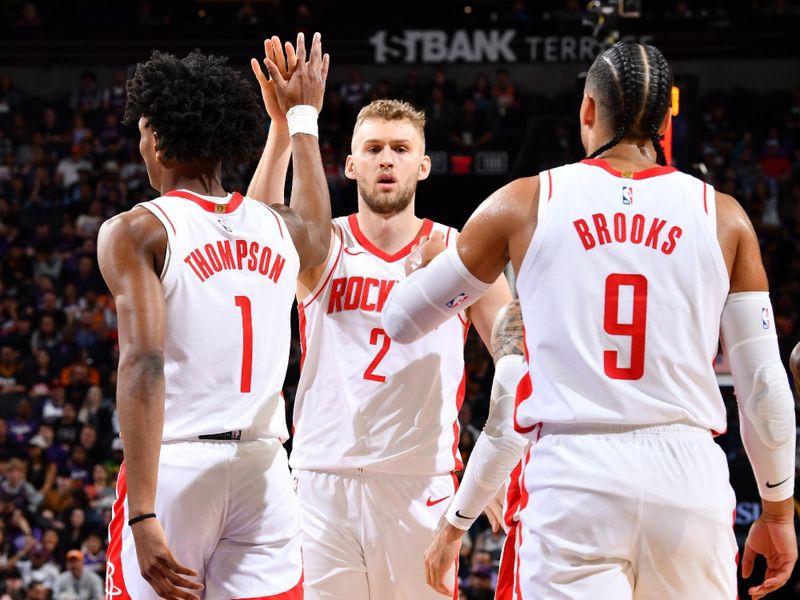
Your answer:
[67,555,83,577]
[80,426,96,448]
[62,402,77,423]
[0,346,15,367]
[70,508,85,528]
[40,315,55,335]
[27,582,48,600]
[43,528,59,552]
[93,464,107,484]
[346,118,430,216]
[6,461,23,485]
[86,533,102,554]
[16,399,32,420]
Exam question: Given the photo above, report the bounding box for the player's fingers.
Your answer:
[269,36,287,75]
[295,32,307,67]
[309,32,322,67]
[285,41,298,72]
[321,53,330,85]
[250,58,268,86]
[263,38,274,66]
[263,58,287,87]
[161,555,200,580]
[163,569,204,594]
[741,546,756,578]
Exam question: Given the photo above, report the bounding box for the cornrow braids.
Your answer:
[588,42,644,159]
[586,42,674,165]
[644,46,673,166]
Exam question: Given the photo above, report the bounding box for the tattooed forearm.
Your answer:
[490,300,524,364]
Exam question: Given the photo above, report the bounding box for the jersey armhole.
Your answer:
[299,223,344,307]
[135,202,172,281]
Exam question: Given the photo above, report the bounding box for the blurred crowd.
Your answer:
[0,49,799,599]
[3,0,800,28]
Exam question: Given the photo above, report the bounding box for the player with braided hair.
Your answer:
[384,40,796,599]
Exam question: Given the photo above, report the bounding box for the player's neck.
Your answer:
[590,140,659,171]
[159,164,226,197]
[354,202,424,255]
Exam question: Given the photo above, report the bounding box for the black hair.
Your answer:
[585,42,673,165]
[124,49,263,165]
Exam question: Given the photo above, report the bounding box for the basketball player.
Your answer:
[248,99,512,599]
[383,41,797,599]
[98,33,330,599]
[421,300,528,598]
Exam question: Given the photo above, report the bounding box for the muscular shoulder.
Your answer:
[98,207,167,277]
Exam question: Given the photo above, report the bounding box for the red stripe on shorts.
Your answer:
[495,522,518,600]
[106,462,131,599]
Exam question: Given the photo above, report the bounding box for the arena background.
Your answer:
[0,1,799,598]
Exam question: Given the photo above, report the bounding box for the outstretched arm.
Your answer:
[424,300,528,596]
[247,36,295,204]
[261,31,332,273]
[717,191,797,600]
[97,210,202,599]
[382,176,538,343]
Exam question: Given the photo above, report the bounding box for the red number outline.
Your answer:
[364,327,391,383]
[234,296,253,392]
[603,274,648,380]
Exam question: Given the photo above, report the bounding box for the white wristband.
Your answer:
[287,105,319,138]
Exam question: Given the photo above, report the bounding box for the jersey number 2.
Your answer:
[364,327,391,383]
[235,296,253,393]
[603,274,647,380]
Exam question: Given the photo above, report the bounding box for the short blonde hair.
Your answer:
[353,99,426,147]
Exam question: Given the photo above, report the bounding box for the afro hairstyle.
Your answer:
[125,49,264,165]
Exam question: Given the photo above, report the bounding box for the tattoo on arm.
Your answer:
[490,300,524,363]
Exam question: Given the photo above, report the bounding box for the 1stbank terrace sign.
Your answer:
[369,30,655,64]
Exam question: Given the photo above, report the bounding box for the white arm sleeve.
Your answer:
[720,292,796,501]
[445,355,529,530]
[381,246,491,344]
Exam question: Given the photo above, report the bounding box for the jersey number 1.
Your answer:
[364,327,391,383]
[235,296,253,393]
[603,274,647,380]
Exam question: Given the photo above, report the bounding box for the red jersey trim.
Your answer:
[546,169,553,202]
[580,158,677,180]
[165,189,245,214]
[702,182,709,215]
[265,206,285,239]
[149,202,177,236]
[302,225,344,307]
[347,214,434,263]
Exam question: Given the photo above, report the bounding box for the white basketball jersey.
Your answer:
[291,215,468,475]
[139,189,300,442]
[515,159,729,435]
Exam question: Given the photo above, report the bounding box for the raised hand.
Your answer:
[250,36,297,124]
[263,31,329,114]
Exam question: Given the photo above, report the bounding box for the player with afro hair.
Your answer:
[124,49,263,167]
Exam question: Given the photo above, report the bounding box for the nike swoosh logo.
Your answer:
[455,509,475,520]
[765,476,791,489]
[426,495,450,507]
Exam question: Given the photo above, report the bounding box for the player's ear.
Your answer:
[417,154,431,182]
[580,93,596,130]
[344,155,357,180]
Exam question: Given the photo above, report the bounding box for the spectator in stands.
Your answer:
[53,550,102,600]
[17,545,59,591]
[450,98,493,151]
[70,72,101,117]
[340,67,371,110]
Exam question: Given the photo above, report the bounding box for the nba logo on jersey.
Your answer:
[762,306,770,329]
[622,186,634,205]
[447,292,468,309]
[217,218,233,233]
